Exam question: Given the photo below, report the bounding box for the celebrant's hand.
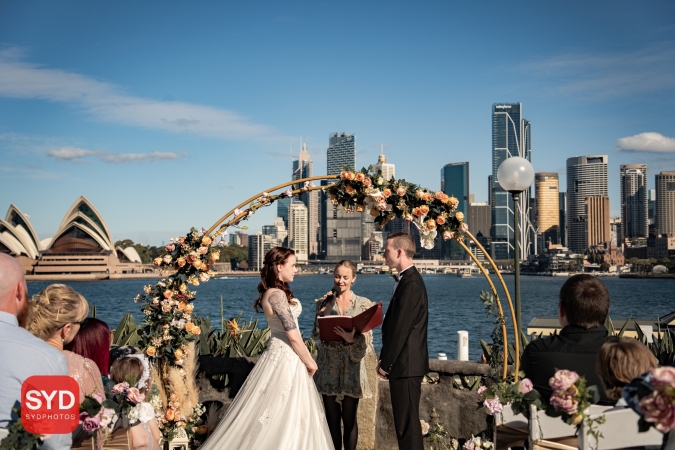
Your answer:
[334,326,356,343]
[376,362,389,380]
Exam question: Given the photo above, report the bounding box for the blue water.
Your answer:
[27,275,674,360]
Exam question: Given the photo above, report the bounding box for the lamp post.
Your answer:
[497,156,534,334]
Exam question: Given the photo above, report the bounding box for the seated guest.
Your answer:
[65,317,111,377]
[27,284,105,449]
[521,274,613,404]
[597,337,656,405]
[0,255,71,450]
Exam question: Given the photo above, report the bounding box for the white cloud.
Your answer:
[48,147,185,163]
[616,132,675,153]
[0,47,280,140]
[520,42,675,99]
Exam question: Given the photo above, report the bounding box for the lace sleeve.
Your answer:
[268,290,297,331]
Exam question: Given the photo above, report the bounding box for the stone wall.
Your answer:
[197,356,490,450]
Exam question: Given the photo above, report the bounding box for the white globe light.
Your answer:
[497,157,535,193]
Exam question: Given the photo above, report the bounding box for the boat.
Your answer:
[457,270,472,278]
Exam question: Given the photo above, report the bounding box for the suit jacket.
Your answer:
[379,266,429,378]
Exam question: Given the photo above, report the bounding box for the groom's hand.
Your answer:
[376,362,389,380]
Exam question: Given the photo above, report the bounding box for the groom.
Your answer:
[378,232,429,450]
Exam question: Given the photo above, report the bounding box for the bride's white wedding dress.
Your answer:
[199,300,334,450]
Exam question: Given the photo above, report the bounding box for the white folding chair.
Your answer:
[0,428,8,441]
[493,407,528,450]
[529,404,608,450]
[578,407,663,450]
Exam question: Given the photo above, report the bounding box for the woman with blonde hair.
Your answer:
[312,260,375,450]
[27,284,105,448]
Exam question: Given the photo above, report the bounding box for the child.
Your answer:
[596,337,657,404]
[109,354,162,449]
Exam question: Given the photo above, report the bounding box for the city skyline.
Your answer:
[1,1,674,246]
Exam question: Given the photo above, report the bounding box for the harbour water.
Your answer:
[28,275,674,361]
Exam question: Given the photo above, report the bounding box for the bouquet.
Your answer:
[476,376,543,418]
[623,366,675,435]
[107,382,146,425]
[547,370,605,444]
[78,393,117,442]
[462,435,493,450]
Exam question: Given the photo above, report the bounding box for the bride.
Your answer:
[200,247,334,449]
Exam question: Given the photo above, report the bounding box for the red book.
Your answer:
[317,302,383,342]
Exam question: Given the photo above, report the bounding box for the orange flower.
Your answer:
[191,326,201,336]
[455,211,464,221]
[396,187,407,196]
[382,188,392,198]
[210,251,220,262]
[176,257,186,267]
[419,205,430,215]
[340,171,348,179]
[355,172,365,182]
[170,394,179,402]
[448,196,459,208]
[415,189,424,199]
[166,409,176,421]
[345,186,356,196]
[436,216,446,225]
[153,257,162,266]
[177,302,187,311]
[174,349,184,359]
[422,192,432,202]
[185,303,194,313]
[426,219,437,229]
[412,207,421,217]
[146,346,156,357]
[163,290,173,299]
[187,252,199,264]
[435,191,445,201]
[193,260,204,270]
[346,172,356,181]
[198,246,208,255]
[185,322,195,332]
[363,178,372,187]
[197,425,208,434]
[356,204,365,213]
[178,237,186,244]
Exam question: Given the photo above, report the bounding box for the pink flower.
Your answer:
[476,385,487,399]
[549,369,579,392]
[99,408,116,428]
[234,208,242,216]
[483,397,503,415]
[550,388,578,414]
[165,243,175,252]
[80,412,101,431]
[650,367,675,389]
[519,378,533,394]
[111,382,129,394]
[92,393,104,403]
[125,387,145,404]
[284,188,293,197]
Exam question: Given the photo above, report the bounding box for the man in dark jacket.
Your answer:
[378,232,429,450]
[521,274,613,405]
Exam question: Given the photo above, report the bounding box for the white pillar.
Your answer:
[457,330,469,361]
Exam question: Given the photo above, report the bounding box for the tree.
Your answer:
[600,262,610,272]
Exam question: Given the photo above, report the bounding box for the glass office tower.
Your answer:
[491,103,532,260]
[441,162,469,259]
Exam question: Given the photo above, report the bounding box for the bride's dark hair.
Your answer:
[254,246,295,312]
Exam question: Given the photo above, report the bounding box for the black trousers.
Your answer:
[389,376,424,450]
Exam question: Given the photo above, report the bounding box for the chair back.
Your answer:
[493,407,528,450]
[578,407,663,450]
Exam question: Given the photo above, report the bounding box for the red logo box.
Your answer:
[21,376,79,434]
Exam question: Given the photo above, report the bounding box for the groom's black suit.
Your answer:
[380,266,428,450]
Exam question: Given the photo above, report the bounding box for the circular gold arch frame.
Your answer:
[205,175,520,380]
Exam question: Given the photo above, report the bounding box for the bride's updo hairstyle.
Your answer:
[27,284,89,340]
[254,246,295,312]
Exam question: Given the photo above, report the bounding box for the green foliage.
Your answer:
[634,321,675,366]
[196,313,270,358]
[111,312,141,346]
[451,375,482,391]
[604,315,631,337]
[217,245,248,263]
[114,239,164,264]
[0,408,43,450]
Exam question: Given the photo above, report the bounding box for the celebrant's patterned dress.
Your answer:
[311,293,374,402]
[199,300,334,450]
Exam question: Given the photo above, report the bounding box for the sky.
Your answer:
[1,1,674,246]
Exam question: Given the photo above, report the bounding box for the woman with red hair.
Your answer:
[65,317,111,377]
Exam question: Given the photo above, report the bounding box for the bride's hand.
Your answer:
[306,360,318,377]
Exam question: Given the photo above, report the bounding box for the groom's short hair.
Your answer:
[387,232,416,258]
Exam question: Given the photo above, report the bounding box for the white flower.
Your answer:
[127,405,141,423]
[420,420,430,436]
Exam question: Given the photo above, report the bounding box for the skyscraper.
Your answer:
[248,232,274,271]
[442,162,469,260]
[288,202,308,263]
[323,133,361,260]
[559,192,567,247]
[373,148,396,181]
[262,217,287,246]
[491,103,532,260]
[620,164,648,241]
[535,173,560,247]
[566,155,608,253]
[656,172,675,236]
[293,143,319,258]
[585,196,610,248]
[277,198,291,228]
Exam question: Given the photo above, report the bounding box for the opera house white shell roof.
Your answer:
[0,196,141,263]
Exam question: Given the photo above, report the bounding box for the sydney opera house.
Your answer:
[0,196,146,278]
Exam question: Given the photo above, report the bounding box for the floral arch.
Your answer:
[135,168,520,444]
